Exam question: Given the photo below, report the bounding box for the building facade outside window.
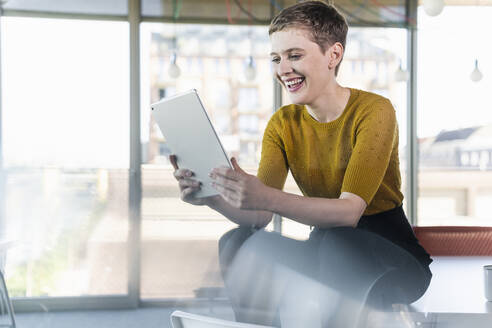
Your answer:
[417,6,492,226]
[280,27,409,240]
[140,23,409,298]
[140,23,274,299]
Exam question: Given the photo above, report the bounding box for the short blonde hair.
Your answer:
[269,1,348,76]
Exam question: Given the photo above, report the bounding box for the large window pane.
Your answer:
[1,17,130,297]
[281,27,408,240]
[141,0,409,26]
[140,23,273,299]
[3,0,128,16]
[142,0,274,21]
[417,6,492,226]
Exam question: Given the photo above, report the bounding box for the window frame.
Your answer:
[0,0,417,311]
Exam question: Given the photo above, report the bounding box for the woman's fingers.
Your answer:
[211,175,241,194]
[210,167,244,206]
[169,154,179,170]
[211,167,241,182]
[173,169,194,180]
[211,180,239,201]
[181,181,203,201]
[182,186,199,199]
[230,157,247,175]
[170,154,194,180]
[170,154,206,206]
[179,179,201,189]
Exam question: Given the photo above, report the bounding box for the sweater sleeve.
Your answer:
[341,99,397,205]
[257,115,289,190]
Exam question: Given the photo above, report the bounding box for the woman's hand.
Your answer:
[210,157,270,211]
[170,154,218,206]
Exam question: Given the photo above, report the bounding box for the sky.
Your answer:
[417,6,492,137]
[1,18,130,168]
[1,5,492,167]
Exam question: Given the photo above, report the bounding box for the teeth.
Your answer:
[285,78,303,86]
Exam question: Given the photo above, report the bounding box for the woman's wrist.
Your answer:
[261,185,280,213]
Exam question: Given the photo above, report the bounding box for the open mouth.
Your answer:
[284,77,305,92]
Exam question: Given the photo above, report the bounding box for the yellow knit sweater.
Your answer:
[257,88,403,216]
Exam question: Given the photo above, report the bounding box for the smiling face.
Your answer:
[270,28,341,106]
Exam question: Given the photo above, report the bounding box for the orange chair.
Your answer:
[413,226,492,256]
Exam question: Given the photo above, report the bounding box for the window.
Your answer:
[140,23,273,299]
[417,6,492,226]
[2,17,130,297]
[237,88,260,112]
[3,0,128,15]
[280,27,408,240]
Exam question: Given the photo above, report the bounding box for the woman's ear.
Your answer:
[328,42,344,70]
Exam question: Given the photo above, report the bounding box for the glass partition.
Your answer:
[140,23,273,299]
[0,0,422,307]
[281,27,409,240]
[141,0,410,26]
[417,5,492,226]
[2,0,128,16]
[1,17,130,297]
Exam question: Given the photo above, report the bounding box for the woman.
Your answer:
[171,1,431,326]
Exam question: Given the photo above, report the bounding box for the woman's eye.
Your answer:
[271,57,280,64]
[289,54,301,60]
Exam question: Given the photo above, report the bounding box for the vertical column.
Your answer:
[0,6,6,237]
[128,0,141,307]
[272,79,282,233]
[466,187,477,218]
[406,0,418,225]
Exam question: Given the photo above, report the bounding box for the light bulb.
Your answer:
[423,0,444,17]
[168,52,181,79]
[470,59,483,82]
[244,56,256,81]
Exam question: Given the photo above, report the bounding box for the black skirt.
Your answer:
[356,205,433,268]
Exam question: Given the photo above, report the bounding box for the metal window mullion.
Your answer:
[1,10,128,21]
[128,0,141,308]
[0,6,5,237]
[12,295,133,312]
[406,0,418,226]
[272,79,282,233]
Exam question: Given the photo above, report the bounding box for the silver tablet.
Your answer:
[151,89,232,198]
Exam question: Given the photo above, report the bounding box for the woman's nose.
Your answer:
[277,59,293,76]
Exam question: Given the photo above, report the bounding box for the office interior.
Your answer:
[1,0,492,327]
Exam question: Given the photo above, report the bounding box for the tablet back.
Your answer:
[151,89,231,198]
